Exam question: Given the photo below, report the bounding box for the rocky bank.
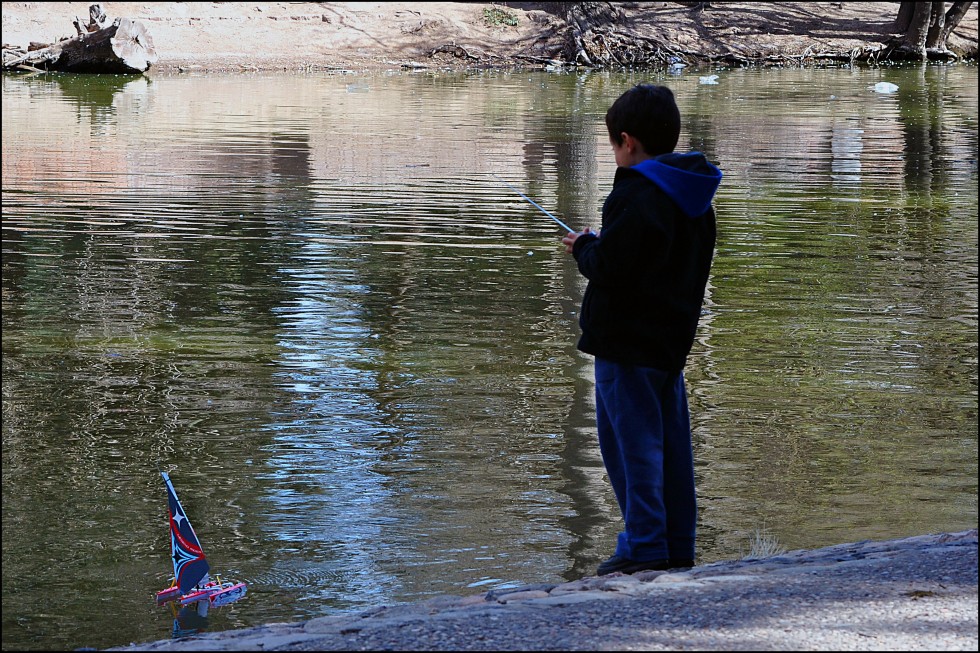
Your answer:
[108,530,978,651]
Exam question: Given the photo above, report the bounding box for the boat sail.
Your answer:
[163,471,211,594]
[155,471,246,608]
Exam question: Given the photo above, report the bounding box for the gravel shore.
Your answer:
[109,529,977,651]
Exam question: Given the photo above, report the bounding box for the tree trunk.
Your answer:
[937,1,974,45]
[559,2,623,65]
[3,16,156,73]
[892,1,935,59]
[890,1,972,60]
[894,2,916,32]
[925,2,947,48]
[108,18,157,71]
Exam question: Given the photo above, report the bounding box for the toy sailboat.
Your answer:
[155,471,247,608]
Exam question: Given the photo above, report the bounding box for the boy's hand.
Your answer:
[562,227,593,254]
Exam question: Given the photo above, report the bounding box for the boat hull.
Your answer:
[155,586,183,604]
[177,580,247,606]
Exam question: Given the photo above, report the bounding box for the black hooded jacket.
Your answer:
[572,151,721,373]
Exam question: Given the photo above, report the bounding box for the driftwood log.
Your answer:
[2,4,156,73]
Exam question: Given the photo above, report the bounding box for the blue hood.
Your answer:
[632,152,722,217]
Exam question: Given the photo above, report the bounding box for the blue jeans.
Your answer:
[594,357,696,561]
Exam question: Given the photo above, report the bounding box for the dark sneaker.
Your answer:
[596,555,670,575]
[668,558,695,569]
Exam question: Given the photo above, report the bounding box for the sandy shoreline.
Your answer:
[5,2,561,73]
[2,2,977,74]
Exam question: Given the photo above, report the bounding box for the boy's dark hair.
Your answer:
[605,84,681,156]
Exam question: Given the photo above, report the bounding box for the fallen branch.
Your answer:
[2,3,156,73]
[429,43,482,60]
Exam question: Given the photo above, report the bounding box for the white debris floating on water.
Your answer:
[699,75,719,85]
[873,82,899,94]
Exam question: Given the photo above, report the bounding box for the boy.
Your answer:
[562,84,721,575]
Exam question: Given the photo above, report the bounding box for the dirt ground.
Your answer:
[2,1,977,73]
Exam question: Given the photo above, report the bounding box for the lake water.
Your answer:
[2,64,977,651]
